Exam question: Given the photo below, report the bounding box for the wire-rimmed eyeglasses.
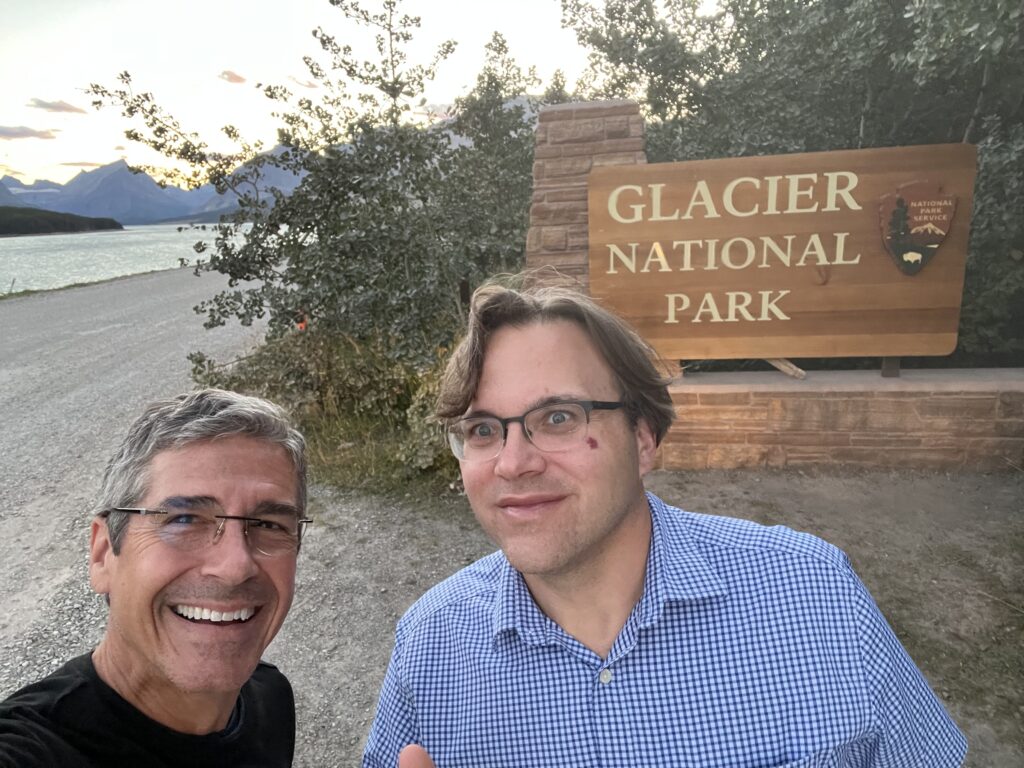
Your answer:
[99,506,312,558]
[448,399,624,462]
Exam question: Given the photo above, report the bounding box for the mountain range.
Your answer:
[1,152,303,225]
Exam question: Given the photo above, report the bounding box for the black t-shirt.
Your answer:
[0,652,295,767]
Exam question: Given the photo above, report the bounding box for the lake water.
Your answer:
[0,224,219,294]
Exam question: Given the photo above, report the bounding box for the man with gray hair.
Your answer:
[0,389,311,767]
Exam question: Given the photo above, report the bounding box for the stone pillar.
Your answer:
[524,100,646,288]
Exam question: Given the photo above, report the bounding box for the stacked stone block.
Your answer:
[660,370,1024,471]
[525,100,646,287]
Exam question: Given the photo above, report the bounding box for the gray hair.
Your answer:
[95,389,306,553]
[437,275,676,444]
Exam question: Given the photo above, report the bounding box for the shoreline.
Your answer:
[0,227,122,240]
[0,222,206,239]
[0,264,190,301]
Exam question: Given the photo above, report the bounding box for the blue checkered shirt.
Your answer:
[364,493,966,767]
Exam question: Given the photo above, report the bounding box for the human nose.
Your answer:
[493,419,544,479]
[200,519,260,583]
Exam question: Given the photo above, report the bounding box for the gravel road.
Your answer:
[0,268,266,701]
[2,269,1020,767]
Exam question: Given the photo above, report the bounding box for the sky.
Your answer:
[0,0,593,184]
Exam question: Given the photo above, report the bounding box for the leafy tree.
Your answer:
[542,70,574,104]
[435,34,539,299]
[92,0,541,478]
[91,0,536,369]
[960,117,1024,362]
[561,0,724,122]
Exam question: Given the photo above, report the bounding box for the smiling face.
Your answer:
[459,320,657,584]
[89,435,299,727]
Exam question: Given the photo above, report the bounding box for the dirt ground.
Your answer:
[265,467,1023,767]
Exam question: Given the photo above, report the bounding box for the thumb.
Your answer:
[398,744,436,768]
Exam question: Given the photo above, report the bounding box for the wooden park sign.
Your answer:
[588,144,977,359]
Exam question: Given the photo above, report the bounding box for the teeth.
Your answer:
[173,605,255,623]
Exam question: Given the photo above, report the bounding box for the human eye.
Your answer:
[162,513,205,526]
[534,404,583,432]
[465,419,500,444]
[249,518,291,534]
[156,502,218,529]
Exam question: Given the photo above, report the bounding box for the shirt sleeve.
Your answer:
[362,631,420,768]
[0,713,71,768]
[847,564,967,767]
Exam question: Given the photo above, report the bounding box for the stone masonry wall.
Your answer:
[524,100,646,288]
[524,100,1024,472]
[660,370,1024,471]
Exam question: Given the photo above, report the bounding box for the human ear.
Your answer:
[635,418,658,477]
[89,517,114,596]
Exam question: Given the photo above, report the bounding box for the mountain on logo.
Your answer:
[910,222,946,236]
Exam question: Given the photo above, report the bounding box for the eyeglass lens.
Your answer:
[453,402,590,461]
[138,508,303,557]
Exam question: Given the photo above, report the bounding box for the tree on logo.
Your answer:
[887,197,910,255]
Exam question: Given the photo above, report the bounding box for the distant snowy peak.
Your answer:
[0,152,302,224]
[0,182,25,206]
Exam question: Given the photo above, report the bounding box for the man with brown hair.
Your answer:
[364,278,966,768]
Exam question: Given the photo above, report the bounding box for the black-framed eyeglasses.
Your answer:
[99,507,312,558]
[448,400,624,462]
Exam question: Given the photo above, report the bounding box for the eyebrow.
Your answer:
[157,496,301,519]
[251,501,302,519]
[463,394,588,420]
[159,495,218,510]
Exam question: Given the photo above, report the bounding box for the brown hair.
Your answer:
[437,274,676,444]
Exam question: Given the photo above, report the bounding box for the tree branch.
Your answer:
[963,60,991,143]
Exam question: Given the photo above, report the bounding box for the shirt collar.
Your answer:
[491,492,728,644]
[492,556,550,645]
[634,492,728,628]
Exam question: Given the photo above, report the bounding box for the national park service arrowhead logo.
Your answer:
[878,181,957,276]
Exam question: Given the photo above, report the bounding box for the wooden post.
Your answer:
[881,357,901,378]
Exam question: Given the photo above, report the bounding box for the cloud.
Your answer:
[288,76,318,89]
[0,164,23,177]
[26,98,87,114]
[219,70,246,84]
[114,145,126,151]
[60,161,104,168]
[0,126,59,140]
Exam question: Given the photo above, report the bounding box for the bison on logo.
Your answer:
[878,181,957,276]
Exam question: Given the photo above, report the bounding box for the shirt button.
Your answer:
[599,668,613,685]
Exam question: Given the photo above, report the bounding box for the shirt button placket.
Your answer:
[599,668,613,685]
